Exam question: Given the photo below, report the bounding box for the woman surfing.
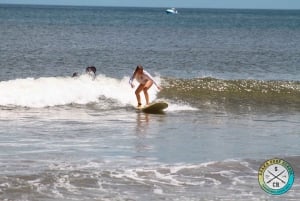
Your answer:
[129,65,161,107]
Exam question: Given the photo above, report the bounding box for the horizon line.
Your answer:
[1,3,300,11]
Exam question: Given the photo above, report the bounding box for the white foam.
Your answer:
[0,74,159,108]
[166,102,198,112]
[153,187,163,195]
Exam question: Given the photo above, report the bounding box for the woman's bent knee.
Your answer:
[144,80,153,89]
[135,84,144,95]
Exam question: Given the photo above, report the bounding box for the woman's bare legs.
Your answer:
[135,80,153,106]
[143,80,153,105]
[135,84,145,107]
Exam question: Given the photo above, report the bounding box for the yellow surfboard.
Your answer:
[137,101,168,113]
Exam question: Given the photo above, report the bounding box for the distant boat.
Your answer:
[165,8,178,14]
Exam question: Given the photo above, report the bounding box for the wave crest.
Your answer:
[0,74,159,108]
[159,77,300,110]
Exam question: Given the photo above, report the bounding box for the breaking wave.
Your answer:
[0,74,159,108]
[1,75,299,112]
[159,77,300,110]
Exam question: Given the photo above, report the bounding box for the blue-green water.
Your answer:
[0,4,299,200]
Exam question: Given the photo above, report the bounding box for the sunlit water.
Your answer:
[0,5,299,200]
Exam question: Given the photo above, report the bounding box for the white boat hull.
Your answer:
[165,8,178,14]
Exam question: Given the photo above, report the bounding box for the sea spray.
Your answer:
[0,74,159,108]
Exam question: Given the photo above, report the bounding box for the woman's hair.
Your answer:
[135,65,143,72]
[133,65,143,77]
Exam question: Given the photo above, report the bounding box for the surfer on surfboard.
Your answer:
[129,65,162,107]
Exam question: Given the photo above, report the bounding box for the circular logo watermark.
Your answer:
[258,158,294,195]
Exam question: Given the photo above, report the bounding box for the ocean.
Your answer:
[0,4,299,201]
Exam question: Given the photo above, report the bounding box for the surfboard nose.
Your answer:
[140,101,168,113]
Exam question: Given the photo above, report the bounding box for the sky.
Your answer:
[0,0,300,9]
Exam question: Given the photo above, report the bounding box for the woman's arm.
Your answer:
[129,71,136,88]
[143,70,160,89]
